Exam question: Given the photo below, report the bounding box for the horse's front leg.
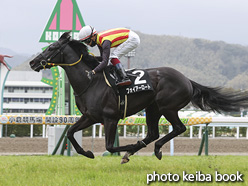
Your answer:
[67,115,95,158]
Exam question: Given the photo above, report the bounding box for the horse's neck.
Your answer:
[63,63,92,95]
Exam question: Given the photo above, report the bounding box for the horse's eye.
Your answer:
[48,45,56,51]
[48,46,56,51]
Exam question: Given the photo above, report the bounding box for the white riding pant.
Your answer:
[110,30,140,59]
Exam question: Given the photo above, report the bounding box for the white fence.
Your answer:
[0,115,248,139]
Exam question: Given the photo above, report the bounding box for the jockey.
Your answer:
[78,25,140,86]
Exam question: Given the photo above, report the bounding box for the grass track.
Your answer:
[0,155,247,186]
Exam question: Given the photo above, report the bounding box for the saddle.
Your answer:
[103,65,153,119]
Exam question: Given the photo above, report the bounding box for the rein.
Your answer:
[46,54,83,67]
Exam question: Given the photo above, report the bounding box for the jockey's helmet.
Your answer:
[79,25,97,43]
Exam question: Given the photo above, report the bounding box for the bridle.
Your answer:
[39,40,83,69]
[38,39,93,97]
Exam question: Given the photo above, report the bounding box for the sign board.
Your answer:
[39,0,85,43]
[0,115,213,126]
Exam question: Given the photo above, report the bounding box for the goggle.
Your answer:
[82,37,92,44]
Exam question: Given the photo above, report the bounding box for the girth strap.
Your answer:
[103,71,128,119]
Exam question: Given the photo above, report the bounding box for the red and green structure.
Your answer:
[39,0,85,155]
[39,0,120,156]
[39,0,85,117]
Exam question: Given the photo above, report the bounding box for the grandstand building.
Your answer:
[3,71,52,114]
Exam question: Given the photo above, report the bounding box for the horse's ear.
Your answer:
[60,31,72,41]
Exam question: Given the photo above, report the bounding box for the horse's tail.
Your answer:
[190,80,248,113]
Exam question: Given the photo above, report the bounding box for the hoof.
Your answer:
[85,150,95,159]
[121,152,132,164]
[121,157,130,164]
[155,151,162,160]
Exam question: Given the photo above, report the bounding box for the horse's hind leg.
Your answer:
[67,115,95,158]
[103,103,161,164]
[154,110,186,160]
[122,102,161,163]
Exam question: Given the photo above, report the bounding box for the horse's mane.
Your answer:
[68,40,100,70]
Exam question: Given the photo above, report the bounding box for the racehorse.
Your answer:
[30,32,248,163]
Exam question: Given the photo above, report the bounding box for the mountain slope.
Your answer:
[9,32,248,90]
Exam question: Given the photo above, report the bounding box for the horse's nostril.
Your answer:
[30,61,34,65]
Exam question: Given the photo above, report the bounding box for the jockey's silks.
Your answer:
[97,28,130,48]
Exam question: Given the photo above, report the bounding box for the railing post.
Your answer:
[198,123,209,156]
[30,124,33,138]
[190,126,193,138]
[169,125,174,156]
[212,126,215,138]
[205,124,209,156]
[236,126,240,139]
[113,127,120,156]
[123,125,126,138]
[198,132,205,156]
[67,137,71,156]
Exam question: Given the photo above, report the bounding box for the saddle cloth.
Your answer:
[103,66,153,119]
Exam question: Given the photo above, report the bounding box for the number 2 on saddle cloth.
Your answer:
[103,66,153,119]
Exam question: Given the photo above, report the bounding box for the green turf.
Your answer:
[0,155,247,186]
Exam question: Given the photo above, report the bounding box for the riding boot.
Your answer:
[115,63,132,86]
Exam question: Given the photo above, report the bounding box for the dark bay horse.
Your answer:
[30,32,248,163]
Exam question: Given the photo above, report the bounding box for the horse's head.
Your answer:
[30,32,89,72]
